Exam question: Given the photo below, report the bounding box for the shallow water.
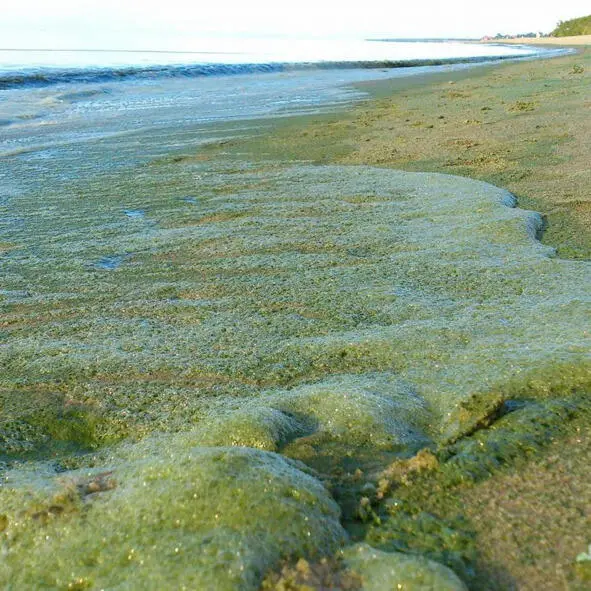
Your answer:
[95,255,125,270]
[0,41,553,170]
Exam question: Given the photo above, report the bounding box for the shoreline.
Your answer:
[228,45,591,260]
[0,53,553,91]
[0,43,589,590]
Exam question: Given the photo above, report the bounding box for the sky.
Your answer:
[1,0,589,50]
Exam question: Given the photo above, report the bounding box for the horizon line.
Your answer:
[0,39,485,54]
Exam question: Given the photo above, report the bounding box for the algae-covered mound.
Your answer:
[1,163,590,587]
[195,373,431,453]
[342,543,468,590]
[0,445,346,589]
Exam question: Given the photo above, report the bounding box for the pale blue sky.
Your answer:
[1,0,589,49]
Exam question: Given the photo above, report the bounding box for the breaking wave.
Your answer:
[0,53,541,90]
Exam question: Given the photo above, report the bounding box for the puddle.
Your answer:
[124,209,145,219]
[180,196,198,204]
[95,255,124,270]
[0,289,31,300]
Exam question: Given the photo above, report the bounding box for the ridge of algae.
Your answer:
[196,51,591,587]
[260,545,469,591]
[1,157,590,588]
[342,543,468,591]
[222,48,591,261]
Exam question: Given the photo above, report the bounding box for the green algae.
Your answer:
[0,392,133,460]
[0,446,345,590]
[261,556,363,590]
[356,395,591,587]
[261,545,468,591]
[195,373,430,453]
[341,543,468,590]
[438,396,589,484]
[1,154,590,586]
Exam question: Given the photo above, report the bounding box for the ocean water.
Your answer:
[0,42,549,147]
[0,40,557,193]
[0,39,545,79]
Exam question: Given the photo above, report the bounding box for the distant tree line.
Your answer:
[483,14,591,40]
[551,14,591,37]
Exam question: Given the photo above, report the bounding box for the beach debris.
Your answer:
[31,505,65,523]
[508,100,537,112]
[77,471,117,497]
[261,557,362,590]
[376,449,440,500]
[357,496,381,524]
[26,473,117,525]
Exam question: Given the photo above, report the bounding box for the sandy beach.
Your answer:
[487,34,591,45]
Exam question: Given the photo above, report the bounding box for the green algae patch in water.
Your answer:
[0,446,346,590]
[1,163,590,586]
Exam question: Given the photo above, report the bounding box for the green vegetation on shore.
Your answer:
[552,15,591,37]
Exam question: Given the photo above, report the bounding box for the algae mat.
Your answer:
[0,164,589,589]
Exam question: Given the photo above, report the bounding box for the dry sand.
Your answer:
[487,34,591,45]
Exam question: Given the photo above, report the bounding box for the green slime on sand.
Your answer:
[0,163,589,588]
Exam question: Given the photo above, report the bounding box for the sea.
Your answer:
[0,39,563,186]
